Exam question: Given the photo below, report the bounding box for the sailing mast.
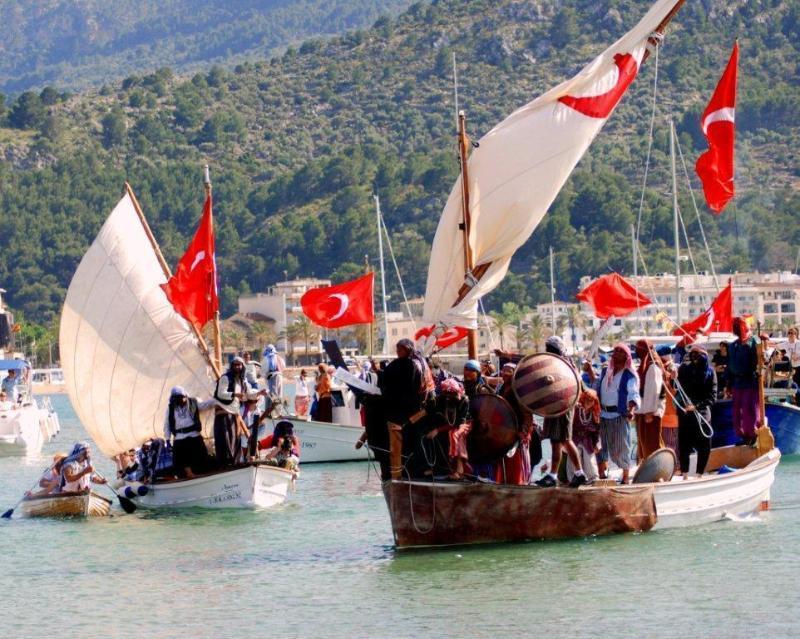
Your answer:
[457,111,478,360]
[549,247,557,333]
[374,194,390,355]
[670,120,682,326]
[124,181,221,378]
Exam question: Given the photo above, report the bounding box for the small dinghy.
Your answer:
[17,490,112,519]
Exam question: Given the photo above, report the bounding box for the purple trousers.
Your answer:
[731,386,759,438]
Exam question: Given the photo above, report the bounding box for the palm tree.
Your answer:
[251,321,277,351]
[522,313,546,352]
[490,313,511,350]
[292,315,319,365]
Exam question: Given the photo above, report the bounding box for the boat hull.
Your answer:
[650,447,779,529]
[283,417,369,463]
[384,480,657,549]
[126,463,294,510]
[0,406,45,456]
[18,490,111,518]
[712,400,800,455]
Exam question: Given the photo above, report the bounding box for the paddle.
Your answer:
[92,469,137,514]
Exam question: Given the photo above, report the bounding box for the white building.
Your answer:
[238,277,332,336]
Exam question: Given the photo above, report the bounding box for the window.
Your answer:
[391,328,398,336]
[781,303,795,314]
[764,303,778,314]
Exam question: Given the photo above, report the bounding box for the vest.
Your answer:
[213,374,238,405]
[168,398,202,435]
[599,368,635,415]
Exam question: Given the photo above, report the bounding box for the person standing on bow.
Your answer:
[462,359,493,400]
[314,363,333,423]
[536,336,586,488]
[676,346,717,476]
[213,357,259,468]
[569,389,602,482]
[60,442,107,493]
[594,342,640,485]
[635,339,665,461]
[657,346,680,460]
[164,386,215,478]
[261,344,286,398]
[727,317,762,445]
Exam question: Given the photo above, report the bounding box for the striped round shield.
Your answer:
[512,352,580,417]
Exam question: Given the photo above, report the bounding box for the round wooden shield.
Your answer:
[512,352,580,417]
[467,394,519,464]
[632,448,677,484]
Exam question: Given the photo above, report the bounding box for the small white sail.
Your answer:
[423,0,682,328]
[60,193,213,457]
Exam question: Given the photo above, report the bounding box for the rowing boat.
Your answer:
[17,490,111,518]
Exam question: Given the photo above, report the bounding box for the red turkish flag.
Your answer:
[161,194,218,329]
[301,273,374,328]
[415,325,469,349]
[696,41,738,214]
[673,280,733,341]
[576,273,651,320]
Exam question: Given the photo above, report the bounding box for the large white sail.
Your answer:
[60,193,213,457]
[423,0,683,328]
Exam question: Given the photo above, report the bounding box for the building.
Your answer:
[238,278,332,336]
[578,271,800,335]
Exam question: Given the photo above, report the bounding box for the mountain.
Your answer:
[0,0,413,94]
[0,0,797,336]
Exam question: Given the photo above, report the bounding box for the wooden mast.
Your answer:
[124,182,221,379]
[204,165,223,373]
[457,111,478,360]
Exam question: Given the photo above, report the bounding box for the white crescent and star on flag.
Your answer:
[701,107,735,134]
[328,293,350,320]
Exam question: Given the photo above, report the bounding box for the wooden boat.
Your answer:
[123,462,295,510]
[17,490,111,518]
[385,445,779,549]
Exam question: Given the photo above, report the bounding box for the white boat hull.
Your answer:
[650,448,780,529]
[0,406,45,455]
[282,417,369,463]
[126,464,295,510]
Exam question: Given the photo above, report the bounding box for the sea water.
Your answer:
[1,395,798,638]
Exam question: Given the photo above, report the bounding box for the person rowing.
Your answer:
[60,442,107,493]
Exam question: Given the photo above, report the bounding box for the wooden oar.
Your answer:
[92,470,137,514]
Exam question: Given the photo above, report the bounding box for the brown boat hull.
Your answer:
[18,490,112,518]
[384,480,657,549]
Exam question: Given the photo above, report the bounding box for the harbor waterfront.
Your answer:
[1,395,799,638]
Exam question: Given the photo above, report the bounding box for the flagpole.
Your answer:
[124,182,221,378]
[204,166,223,373]
[374,194,390,355]
[457,111,478,360]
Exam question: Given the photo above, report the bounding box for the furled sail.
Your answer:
[423,0,684,328]
[60,193,213,457]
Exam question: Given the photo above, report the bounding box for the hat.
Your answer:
[231,356,245,365]
[545,335,565,353]
[464,359,481,373]
[52,452,67,463]
[263,344,276,355]
[170,385,187,397]
[501,362,517,371]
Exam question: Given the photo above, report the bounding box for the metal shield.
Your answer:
[512,352,580,417]
[467,394,519,464]
[632,447,677,484]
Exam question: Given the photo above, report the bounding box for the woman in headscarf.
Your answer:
[676,346,717,476]
[261,344,286,398]
[60,442,107,493]
[727,317,761,445]
[425,378,471,479]
[635,339,665,461]
[658,345,680,460]
[462,359,492,400]
[568,389,602,482]
[594,342,640,484]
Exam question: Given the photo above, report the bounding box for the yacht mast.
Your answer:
[374,194,390,355]
[670,119,682,326]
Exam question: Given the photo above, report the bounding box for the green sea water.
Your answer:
[2,395,799,639]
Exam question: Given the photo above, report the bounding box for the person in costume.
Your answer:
[164,386,215,478]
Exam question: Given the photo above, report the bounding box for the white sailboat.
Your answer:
[60,187,295,510]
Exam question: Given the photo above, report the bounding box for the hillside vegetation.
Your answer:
[0,0,797,334]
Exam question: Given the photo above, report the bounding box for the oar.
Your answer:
[93,470,137,514]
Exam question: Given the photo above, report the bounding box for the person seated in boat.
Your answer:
[568,390,602,483]
[424,378,471,479]
[27,452,68,497]
[214,357,262,469]
[494,362,535,485]
[0,390,13,411]
[676,346,717,478]
[711,341,730,398]
[594,342,640,485]
[536,336,587,488]
[60,442,107,493]
[1,369,19,404]
[165,386,215,478]
[114,449,143,481]
[261,344,286,398]
[261,420,300,470]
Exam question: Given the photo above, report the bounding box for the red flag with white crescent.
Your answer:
[300,273,374,328]
[415,325,469,349]
[576,273,651,320]
[696,42,738,214]
[161,194,219,329]
[673,280,733,341]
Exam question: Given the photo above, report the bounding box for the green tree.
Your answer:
[9,91,46,129]
[101,108,126,148]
